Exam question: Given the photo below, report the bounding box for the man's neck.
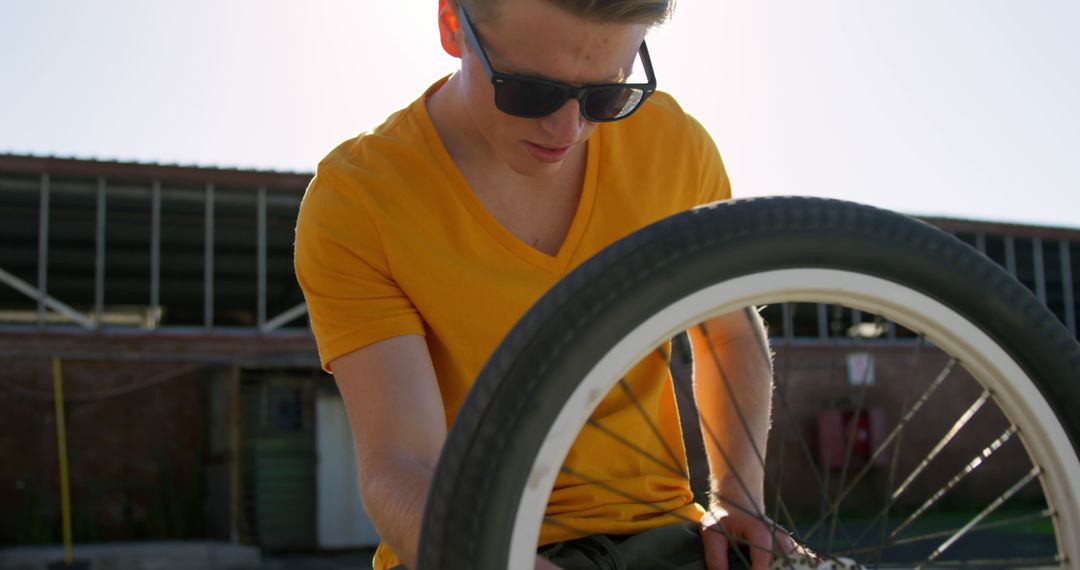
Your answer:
[425,74,589,255]
[425,73,585,195]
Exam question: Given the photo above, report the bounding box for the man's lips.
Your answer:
[524,141,574,163]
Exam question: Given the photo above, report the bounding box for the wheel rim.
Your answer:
[508,269,1080,569]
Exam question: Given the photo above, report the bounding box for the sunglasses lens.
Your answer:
[584,87,645,121]
[496,79,567,117]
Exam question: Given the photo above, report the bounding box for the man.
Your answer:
[294,0,794,568]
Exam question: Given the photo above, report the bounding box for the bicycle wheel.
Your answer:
[418,196,1080,569]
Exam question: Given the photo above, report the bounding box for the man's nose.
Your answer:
[539,98,587,141]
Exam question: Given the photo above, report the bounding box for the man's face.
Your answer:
[456,0,647,178]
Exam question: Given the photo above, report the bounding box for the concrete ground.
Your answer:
[257,549,376,570]
[0,541,260,570]
[0,543,378,570]
[1,536,1058,569]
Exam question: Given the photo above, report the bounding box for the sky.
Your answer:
[1,1,1078,228]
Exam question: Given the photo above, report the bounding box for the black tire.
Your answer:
[418,196,1080,569]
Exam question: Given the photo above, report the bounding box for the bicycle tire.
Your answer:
[418,196,1080,569]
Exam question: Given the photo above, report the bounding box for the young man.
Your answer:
[294,0,795,568]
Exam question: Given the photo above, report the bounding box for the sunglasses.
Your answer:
[457,5,657,122]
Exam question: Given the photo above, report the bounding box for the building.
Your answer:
[0,154,374,552]
[1,153,1077,551]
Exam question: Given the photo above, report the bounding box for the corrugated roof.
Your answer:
[0,152,313,190]
[2,152,1078,236]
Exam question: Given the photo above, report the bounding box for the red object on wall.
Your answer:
[846,410,872,458]
[817,410,845,469]
[816,408,889,468]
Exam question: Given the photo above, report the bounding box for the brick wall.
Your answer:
[0,330,317,545]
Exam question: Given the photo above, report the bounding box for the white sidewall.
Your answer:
[508,269,1080,569]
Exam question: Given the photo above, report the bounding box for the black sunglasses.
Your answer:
[457,4,657,122]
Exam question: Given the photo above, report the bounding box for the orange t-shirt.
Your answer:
[294,78,730,569]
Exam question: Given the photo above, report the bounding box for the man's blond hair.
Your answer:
[461,0,674,26]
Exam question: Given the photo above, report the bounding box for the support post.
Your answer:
[205,183,215,330]
[1033,237,1047,305]
[974,233,987,255]
[1004,235,1017,277]
[37,173,50,326]
[816,304,828,341]
[150,181,161,330]
[781,302,793,346]
[95,177,106,327]
[257,187,267,331]
[228,366,242,542]
[52,358,74,565]
[1062,240,1076,337]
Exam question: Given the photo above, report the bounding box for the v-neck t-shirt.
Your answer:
[294,77,731,568]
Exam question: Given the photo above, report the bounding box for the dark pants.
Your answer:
[395,523,752,570]
[539,522,751,570]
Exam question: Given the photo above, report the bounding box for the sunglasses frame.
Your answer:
[457,4,658,122]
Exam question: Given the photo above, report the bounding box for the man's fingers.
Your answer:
[748,525,776,570]
[701,524,730,570]
[769,527,795,555]
[700,511,806,570]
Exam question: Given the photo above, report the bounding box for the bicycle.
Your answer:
[418,196,1080,569]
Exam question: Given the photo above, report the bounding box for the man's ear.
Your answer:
[438,0,463,58]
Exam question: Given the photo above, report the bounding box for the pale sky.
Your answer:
[2,1,1078,228]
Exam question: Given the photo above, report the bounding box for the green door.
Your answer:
[243,373,316,550]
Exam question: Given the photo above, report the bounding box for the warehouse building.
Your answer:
[1,153,1077,553]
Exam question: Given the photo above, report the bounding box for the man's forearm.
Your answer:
[363,457,563,570]
[690,308,774,514]
[361,455,436,569]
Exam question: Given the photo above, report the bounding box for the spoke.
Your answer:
[664,337,804,556]
[616,373,686,478]
[698,315,772,483]
[871,354,918,570]
[889,425,1019,541]
[558,466,757,569]
[586,417,686,478]
[877,557,1060,568]
[802,358,957,544]
[669,336,801,539]
[772,350,793,535]
[915,466,1042,569]
[852,385,993,551]
[694,312,803,550]
[770,417,788,561]
[558,467,694,522]
[840,509,1054,557]
[767,346,835,534]
[681,379,768,522]
[891,390,991,501]
[554,337,786,570]
[828,340,878,556]
[924,556,1061,568]
[766,338,801,547]
[891,509,1053,549]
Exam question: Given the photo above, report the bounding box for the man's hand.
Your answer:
[699,508,796,570]
[535,555,563,569]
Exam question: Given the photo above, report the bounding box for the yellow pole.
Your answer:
[52,357,73,565]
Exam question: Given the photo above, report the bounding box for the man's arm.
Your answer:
[689,308,793,570]
[331,334,446,569]
[689,308,772,513]
[332,335,562,570]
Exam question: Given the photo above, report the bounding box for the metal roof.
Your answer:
[0,153,313,190]
[2,152,1078,236]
